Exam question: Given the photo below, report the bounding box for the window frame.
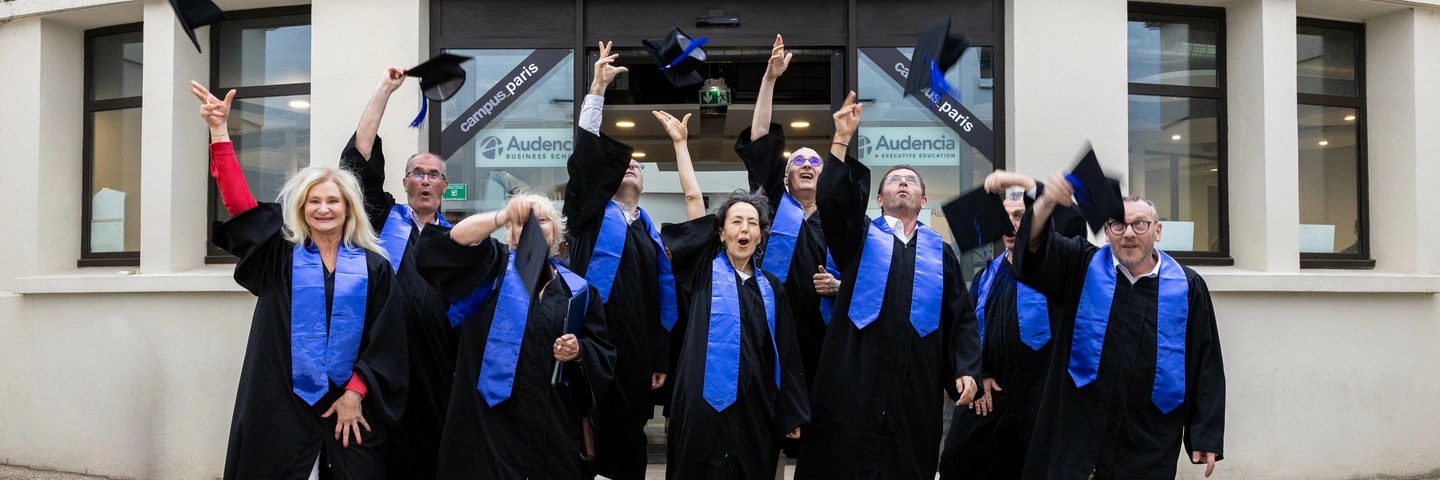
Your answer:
[1127,2,1231,266]
[1296,17,1372,269]
[204,5,313,264]
[80,22,145,268]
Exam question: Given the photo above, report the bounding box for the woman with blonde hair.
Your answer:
[194,81,407,480]
[415,192,616,479]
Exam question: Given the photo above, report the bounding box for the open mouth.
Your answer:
[419,190,433,198]
[736,238,751,249]
[798,171,815,180]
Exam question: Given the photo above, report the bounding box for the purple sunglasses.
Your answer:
[790,154,823,167]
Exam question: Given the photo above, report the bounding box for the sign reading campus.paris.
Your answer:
[439,49,570,160]
[861,47,996,162]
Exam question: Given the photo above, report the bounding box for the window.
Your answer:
[206,7,312,263]
[82,24,144,267]
[1127,3,1229,264]
[1297,18,1370,268]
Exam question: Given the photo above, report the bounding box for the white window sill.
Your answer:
[14,266,248,294]
[1192,267,1440,293]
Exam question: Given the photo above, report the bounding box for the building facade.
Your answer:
[1,0,1438,478]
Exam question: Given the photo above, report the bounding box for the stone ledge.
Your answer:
[13,266,247,294]
[1192,267,1440,293]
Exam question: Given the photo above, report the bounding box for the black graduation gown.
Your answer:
[1011,216,1226,480]
[793,156,982,480]
[416,230,617,480]
[562,129,670,480]
[340,133,458,479]
[736,124,831,394]
[215,203,407,480]
[938,257,1057,480]
[659,215,810,480]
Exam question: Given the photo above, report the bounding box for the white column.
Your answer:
[1005,0,1129,184]
[139,0,210,273]
[1369,7,1440,275]
[0,17,85,291]
[1226,0,1300,272]
[311,0,428,198]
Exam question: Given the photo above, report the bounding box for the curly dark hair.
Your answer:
[713,189,772,243]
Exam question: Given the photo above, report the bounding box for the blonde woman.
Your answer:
[193,81,407,480]
[415,194,615,479]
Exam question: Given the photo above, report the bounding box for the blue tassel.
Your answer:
[661,37,709,70]
[409,93,427,128]
[926,56,961,106]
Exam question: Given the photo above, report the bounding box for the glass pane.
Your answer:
[215,15,311,87]
[1128,13,1220,87]
[89,31,143,100]
[439,49,574,218]
[1297,104,1360,253]
[89,108,143,253]
[860,47,996,277]
[213,95,312,222]
[1297,26,1358,97]
[1128,95,1221,252]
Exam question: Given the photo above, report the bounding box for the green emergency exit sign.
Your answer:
[443,183,467,200]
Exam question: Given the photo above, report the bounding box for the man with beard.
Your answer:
[794,94,981,480]
[1010,174,1225,479]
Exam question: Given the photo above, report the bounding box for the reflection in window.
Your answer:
[1127,13,1220,87]
[1297,26,1357,97]
[1127,95,1221,253]
[89,31,143,101]
[214,96,312,222]
[439,49,575,218]
[215,15,312,87]
[1297,20,1365,261]
[89,108,144,253]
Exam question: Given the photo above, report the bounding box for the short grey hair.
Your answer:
[406,152,447,175]
[1123,195,1159,221]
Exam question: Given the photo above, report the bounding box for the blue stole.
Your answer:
[290,242,368,406]
[586,202,679,331]
[1071,245,1189,413]
[764,192,840,326]
[474,253,589,407]
[848,217,945,337]
[818,252,839,325]
[378,204,451,274]
[704,253,778,412]
[973,256,1052,350]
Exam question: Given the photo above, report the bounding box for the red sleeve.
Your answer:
[210,142,258,216]
[344,373,368,398]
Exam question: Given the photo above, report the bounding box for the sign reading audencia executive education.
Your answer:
[854,126,964,166]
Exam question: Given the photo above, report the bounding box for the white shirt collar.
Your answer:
[883,215,915,244]
[612,200,640,224]
[1112,250,1161,284]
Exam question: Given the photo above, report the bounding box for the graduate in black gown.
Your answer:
[339,66,456,480]
[735,36,839,403]
[563,42,675,480]
[652,110,809,479]
[416,194,616,479]
[1009,174,1225,480]
[938,172,1087,480]
[794,94,982,480]
[194,82,407,480]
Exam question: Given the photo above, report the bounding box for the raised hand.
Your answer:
[984,170,1038,195]
[189,80,235,133]
[764,35,792,80]
[832,91,862,142]
[379,66,406,93]
[591,41,628,96]
[1041,172,1075,208]
[652,110,692,144]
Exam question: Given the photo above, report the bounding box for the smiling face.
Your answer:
[303,180,348,238]
[403,153,448,217]
[784,147,824,194]
[721,201,762,261]
[1106,199,1164,269]
[877,167,927,217]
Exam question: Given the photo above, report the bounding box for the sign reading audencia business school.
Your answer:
[473,128,575,168]
[855,126,963,166]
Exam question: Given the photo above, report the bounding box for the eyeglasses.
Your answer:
[1105,220,1154,235]
[790,155,822,167]
[883,174,920,185]
[407,171,446,182]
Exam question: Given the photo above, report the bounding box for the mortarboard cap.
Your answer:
[407,53,470,102]
[168,0,226,54]
[904,19,970,101]
[642,28,710,88]
[942,187,1018,253]
[1065,147,1126,234]
[512,208,552,300]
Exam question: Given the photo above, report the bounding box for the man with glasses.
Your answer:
[338,65,456,479]
[1006,176,1226,479]
[795,94,981,480]
[563,42,677,480]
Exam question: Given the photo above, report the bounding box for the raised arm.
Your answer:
[751,35,791,140]
[830,91,860,160]
[191,81,256,216]
[448,198,532,246]
[579,41,627,136]
[354,67,406,161]
[1027,173,1073,252]
[654,110,704,220]
[563,42,633,225]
